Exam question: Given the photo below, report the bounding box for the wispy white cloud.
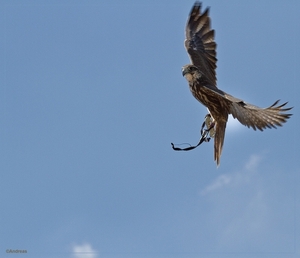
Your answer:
[200,174,231,195]
[245,154,262,171]
[198,153,294,252]
[198,154,268,251]
[200,154,263,196]
[71,243,97,258]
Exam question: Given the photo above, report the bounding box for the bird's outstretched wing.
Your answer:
[198,84,293,131]
[185,2,217,86]
[228,99,293,131]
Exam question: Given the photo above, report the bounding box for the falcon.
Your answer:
[181,2,292,166]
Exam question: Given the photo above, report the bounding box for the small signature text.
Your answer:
[6,249,27,254]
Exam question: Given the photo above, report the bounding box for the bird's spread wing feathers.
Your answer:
[185,2,217,86]
[229,99,292,131]
[201,85,293,131]
[179,2,293,166]
[185,2,292,133]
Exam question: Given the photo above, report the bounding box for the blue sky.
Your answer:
[1,0,299,257]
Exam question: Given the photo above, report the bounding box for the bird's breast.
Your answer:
[189,83,229,120]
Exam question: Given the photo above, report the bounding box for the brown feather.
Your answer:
[185,2,217,85]
[214,120,227,167]
[181,3,293,166]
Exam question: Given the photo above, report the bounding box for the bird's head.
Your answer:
[182,64,199,77]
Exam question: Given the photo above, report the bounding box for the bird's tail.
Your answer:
[214,120,227,167]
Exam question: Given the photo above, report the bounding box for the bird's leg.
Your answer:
[201,113,215,142]
[207,114,216,138]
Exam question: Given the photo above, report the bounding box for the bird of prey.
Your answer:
[181,2,292,166]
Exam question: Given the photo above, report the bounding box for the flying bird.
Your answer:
[180,2,292,166]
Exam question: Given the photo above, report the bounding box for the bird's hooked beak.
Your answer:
[182,67,188,77]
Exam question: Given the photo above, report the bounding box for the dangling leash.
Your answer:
[171,114,215,151]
